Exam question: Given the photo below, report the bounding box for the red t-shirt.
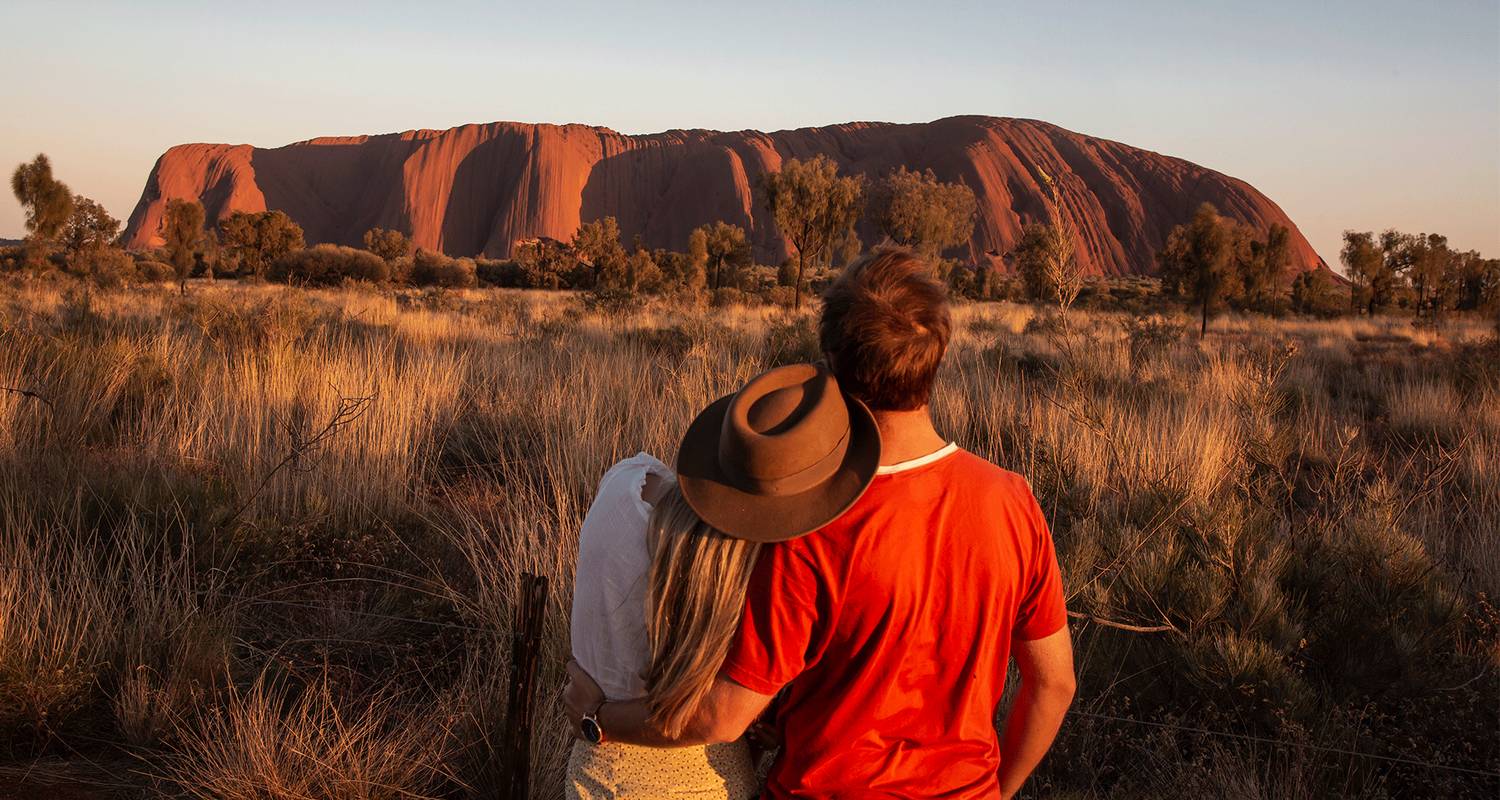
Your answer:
[719,445,1067,799]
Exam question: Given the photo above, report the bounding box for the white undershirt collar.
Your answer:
[876,442,960,475]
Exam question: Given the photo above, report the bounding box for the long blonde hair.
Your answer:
[644,483,762,737]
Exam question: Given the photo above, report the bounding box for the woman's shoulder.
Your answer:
[584,453,674,526]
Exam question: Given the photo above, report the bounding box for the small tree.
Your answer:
[61,195,120,259]
[1340,230,1389,315]
[1014,222,1081,314]
[221,211,305,277]
[573,218,627,290]
[161,199,205,294]
[760,155,864,311]
[363,227,410,262]
[1242,224,1291,312]
[1405,233,1455,324]
[1159,203,1240,337]
[688,221,751,292]
[868,167,976,262]
[10,154,74,266]
[1452,251,1500,313]
[1290,269,1345,318]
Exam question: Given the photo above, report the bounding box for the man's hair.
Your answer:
[819,247,951,411]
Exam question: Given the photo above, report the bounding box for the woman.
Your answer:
[566,363,880,799]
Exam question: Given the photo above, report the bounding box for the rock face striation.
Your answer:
[124,116,1323,276]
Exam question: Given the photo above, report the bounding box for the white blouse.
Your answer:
[570,452,673,701]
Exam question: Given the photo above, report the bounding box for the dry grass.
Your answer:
[0,276,1495,798]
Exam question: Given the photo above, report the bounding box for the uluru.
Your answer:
[122,115,1324,276]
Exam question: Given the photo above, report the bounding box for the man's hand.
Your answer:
[563,659,605,739]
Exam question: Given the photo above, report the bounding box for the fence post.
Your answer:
[500,572,549,799]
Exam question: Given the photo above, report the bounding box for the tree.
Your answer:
[1159,203,1240,337]
[221,211,305,277]
[624,247,663,293]
[161,199,205,293]
[688,221,751,291]
[1405,233,1455,324]
[10,154,73,265]
[1290,269,1345,318]
[1013,222,1081,314]
[1340,231,1390,315]
[362,227,410,262]
[868,167,977,262]
[1452,251,1500,313]
[760,155,864,310]
[573,217,627,289]
[61,195,120,257]
[1241,223,1291,312]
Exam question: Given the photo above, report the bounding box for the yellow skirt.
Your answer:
[566,739,758,800]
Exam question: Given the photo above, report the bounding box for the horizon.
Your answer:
[2,0,1497,268]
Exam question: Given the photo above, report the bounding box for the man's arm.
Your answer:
[996,626,1075,799]
[564,660,774,748]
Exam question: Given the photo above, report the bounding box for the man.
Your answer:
[566,248,1075,798]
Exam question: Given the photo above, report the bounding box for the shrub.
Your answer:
[581,286,643,316]
[135,258,175,283]
[1121,314,1188,372]
[475,258,524,288]
[712,287,749,307]
[766,315,821,367]
[409,249,477,288]
[77,246,137,288]
[764,285,797,308]
[268,244,389,285]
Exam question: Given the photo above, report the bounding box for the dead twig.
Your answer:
[222,390,375,527]
[1068,609,1178,635]
[1,385,54,411]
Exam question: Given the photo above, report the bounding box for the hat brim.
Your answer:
[676,390,880,543]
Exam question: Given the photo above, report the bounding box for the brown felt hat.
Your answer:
[676,363,880,543]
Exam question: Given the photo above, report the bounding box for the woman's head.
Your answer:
[643,482,762,738]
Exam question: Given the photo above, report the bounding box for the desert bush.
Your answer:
[1121,314,1188,373]
[135,257,175,283]
[765,314,821,367]
[581,285,643,316]
[475,257,524,288]
[162,673,451,800]
[268,244,390,285]
[410,249,477,288]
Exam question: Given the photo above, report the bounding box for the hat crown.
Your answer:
[719,364,850,494]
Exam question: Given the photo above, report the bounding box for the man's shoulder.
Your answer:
[944,448,1036,499]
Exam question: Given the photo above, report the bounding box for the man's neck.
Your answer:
[871,406,949,466]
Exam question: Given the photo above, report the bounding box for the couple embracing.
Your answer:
[565,249,1076,799]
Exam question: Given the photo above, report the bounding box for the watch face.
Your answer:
[582,716,603,745]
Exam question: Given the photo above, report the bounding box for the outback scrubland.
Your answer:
[1,276,1496,798]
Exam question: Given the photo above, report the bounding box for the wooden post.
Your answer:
[500,572,549,799]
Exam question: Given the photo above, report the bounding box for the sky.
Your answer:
[1,0,1496,267]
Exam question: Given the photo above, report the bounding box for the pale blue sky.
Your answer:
[2,0,1496,266]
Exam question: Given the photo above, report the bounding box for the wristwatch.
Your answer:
[581,700,606,745]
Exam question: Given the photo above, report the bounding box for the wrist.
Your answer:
[581,698,608,745]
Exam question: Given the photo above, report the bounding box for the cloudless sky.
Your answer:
[2,0,1496,267]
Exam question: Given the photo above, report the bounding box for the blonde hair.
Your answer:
[643,483,762,738]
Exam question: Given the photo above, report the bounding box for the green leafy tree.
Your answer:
[760,155,864,310]
[362,227,410,262]
[1159,203,1241,337]
[573,217,627,290]
[161,199,205,293]
[1340,231,1391,315]
[1242,224,1291,312]
[221,211,305,277]
[10,154,74,265]
[1452,251,1500,312]
[688,221,751,291]
[1013,222,1081,314]
[868,167,976,262]
[61,195,120,258]
[1290,269,1345,318]
[1405,233,1456,323]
